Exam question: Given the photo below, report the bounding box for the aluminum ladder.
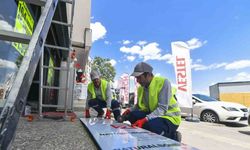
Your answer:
[0,0,74,149]
[39,0,75,119]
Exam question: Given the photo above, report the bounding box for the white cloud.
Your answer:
[191,63,208,71]
[225,60,250,70]
[127,56,136,61]
[137,41,147,46]
[196,59,202,63]
[120,45,141,54]
[191,62,227,71]
[0,20,13,31]
[0,20,14,44]
[192,59,250,71]
[0,58,17,70]
[104,41,111,45]
[192,89,209,95]
[90,22,107,42]
[120,42,172,62]
[155,73,161,77]
[109,59,117,66]
[122,40,131,45]
[226,72,250,81]
[186,38,207,50]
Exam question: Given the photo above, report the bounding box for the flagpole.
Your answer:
[171,41,199,122]
[185,97,199,122]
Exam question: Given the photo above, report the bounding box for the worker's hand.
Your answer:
[132,118,148,128]
[105,109,112,119]
[85,109,90,118]
[122,108,131,116]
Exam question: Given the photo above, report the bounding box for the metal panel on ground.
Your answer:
[80,118,198,150]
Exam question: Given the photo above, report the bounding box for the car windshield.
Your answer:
[193,94,219,102]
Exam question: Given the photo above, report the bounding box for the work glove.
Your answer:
[132,117,148,128]
[105,109,112,119]
[85,109,90,118]
[122,108,131,116]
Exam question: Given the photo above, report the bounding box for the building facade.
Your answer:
[210,81,250,107]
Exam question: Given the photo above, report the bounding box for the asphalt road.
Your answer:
[178,120,250,150]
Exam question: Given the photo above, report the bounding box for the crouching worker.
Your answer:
[121,62,181,141]
[85,70,121,120]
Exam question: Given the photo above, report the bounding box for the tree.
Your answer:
[91,56,116,82]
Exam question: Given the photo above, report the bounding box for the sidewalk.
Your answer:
[11,99,98,150]
[11,114,97,150]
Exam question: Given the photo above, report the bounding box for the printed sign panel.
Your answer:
[80,118,198,150]
[12,1,34,56]
[171,41,193,108]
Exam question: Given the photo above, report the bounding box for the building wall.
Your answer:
[210,82,250,107]
[219,83,250,93]
[220,93,250,107]
[209,84,219,99]
[67,0,91,44]
[68,0,92,71]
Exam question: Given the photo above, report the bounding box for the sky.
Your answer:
[89,0,250,95]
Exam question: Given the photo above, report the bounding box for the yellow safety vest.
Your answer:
[88,79,108,101]
[137,76,181,125]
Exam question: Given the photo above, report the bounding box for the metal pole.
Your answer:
[63,0,75,119]
[39,49,44,117]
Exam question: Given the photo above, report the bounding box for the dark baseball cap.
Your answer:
[90,70,100,80]
[131,62,153,77]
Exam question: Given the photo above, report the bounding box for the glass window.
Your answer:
[0,0,35,107]
[193,94,218,102]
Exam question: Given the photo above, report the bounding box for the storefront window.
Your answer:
[0,0,34,107]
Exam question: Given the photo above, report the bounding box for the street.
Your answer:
[179,120,250,150]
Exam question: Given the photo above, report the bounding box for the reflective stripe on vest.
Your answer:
[137,77,181,125]
[87,79,107,101]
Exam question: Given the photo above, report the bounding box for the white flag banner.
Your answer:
[171,41,192,108]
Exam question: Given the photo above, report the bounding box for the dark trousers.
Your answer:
[88,99,120,120]
[127,110,179,141]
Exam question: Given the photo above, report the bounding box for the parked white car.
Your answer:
[180,94,249,124]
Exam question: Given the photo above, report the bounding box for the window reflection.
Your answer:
[0,0,35,107]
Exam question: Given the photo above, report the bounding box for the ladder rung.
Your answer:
[60,0,73,4]
[32,81,40,84]
[22,0,72,6]
[52,20,72,27]
[42,104,65,108]
[44,44,70,51]
[41,86,66,90]
[0,30,31,44]
[21,0,46,6]
[42,65,69,70]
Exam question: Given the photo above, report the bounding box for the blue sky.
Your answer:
[89,0,250,94]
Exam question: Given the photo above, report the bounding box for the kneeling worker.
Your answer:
[85,70,121,120]
[122,62,181,141]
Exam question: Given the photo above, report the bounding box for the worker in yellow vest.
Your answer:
[85,70,121,121]
[122,62,181,141]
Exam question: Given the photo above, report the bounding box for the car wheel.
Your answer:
[201,110,219,123]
